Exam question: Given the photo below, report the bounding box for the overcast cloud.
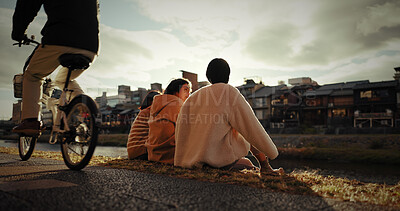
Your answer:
[0,0,399,118]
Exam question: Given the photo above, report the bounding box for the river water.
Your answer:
[0,140,128,158]
[1,140,399,185]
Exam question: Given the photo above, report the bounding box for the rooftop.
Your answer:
[353,80,398,89]
[304,89,333,97]
[249,85,286,98]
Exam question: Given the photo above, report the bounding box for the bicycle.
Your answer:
[13,36,99,170]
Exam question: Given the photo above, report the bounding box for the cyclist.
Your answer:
[12,0,100,136]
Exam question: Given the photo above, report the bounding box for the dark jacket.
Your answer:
[12,0,99,54]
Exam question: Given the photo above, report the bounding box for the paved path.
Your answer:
[0,153,395,210]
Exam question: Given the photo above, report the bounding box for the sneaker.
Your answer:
[12,119,45,136]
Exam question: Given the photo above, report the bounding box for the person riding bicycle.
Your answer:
[12,0,100,136]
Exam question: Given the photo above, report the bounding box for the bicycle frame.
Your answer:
[15,36,99,170]
[40,68,73,144]
[15,37,73,144]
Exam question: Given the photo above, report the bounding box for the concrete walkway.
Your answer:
[0,153,395,210]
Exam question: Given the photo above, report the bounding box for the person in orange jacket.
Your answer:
[146,78,191,164]
[127,90,160,160]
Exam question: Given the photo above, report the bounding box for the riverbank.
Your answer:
[0,146,399,208]
[2,139,398,185]
[2,133,400,164]
[4,133,399,148]
[0,133,128,147]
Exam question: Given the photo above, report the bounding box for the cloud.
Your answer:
[132,0,400,73]
[243,23,301,66]
[310,0,400,63]
[357,1,400,36]
[242,0,400,69]
[0,5,197,87]
[87,24,196,82]
[134,0,244,49]
[0,8,44,90]
[132,0,322,70]
[1,1,399,118]
[314,52,400,84]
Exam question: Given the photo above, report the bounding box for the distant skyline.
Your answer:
[0,0,399,119]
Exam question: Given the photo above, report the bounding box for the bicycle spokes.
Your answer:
[18,136,37,161]
[60,95,98,170]
[63,140,90,163]
[22,138,31,153]
[63,105,92,161]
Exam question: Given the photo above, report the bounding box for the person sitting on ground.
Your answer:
[146,78,191,164]
[174,58,283,174]
[127,90,160,160]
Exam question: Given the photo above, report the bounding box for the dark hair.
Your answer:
[206,58,230,84]
[139,90,160,110]
[164,78,191,95]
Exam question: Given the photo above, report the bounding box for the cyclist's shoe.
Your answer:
[12,119,45,136]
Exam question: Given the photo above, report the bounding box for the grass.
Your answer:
[92,134,400,164]
[0,146,399,208]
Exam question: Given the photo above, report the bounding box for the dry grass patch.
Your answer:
[97,158,314,195]
[1,146,399,208]
[291,170,400,207]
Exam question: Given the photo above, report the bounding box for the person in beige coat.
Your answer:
[174,58,283,173]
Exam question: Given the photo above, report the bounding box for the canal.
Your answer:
[0,140,127,158]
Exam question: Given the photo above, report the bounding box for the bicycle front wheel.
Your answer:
[60,95,98,170]
[18,136,37,161]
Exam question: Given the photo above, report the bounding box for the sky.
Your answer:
[0,0,399,119]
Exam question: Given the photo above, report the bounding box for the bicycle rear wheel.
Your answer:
[60,95,98,170]
[18,136,37,161]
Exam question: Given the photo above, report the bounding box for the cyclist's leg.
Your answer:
[14,45,64,134]
[21,45,62,120]
[54,67,85,99]
[15,45,95,134]
[52,46,96,100]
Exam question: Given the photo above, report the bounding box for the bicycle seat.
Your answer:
[58,54,91,70]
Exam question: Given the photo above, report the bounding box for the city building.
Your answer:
[246,85,286,128]
[237,78,265,99]
[8,67,400,134]
[95,85,148,129]
[353,80,398,128]
[303,81,369,127]
[240,68,400,132]
[288,77,318,86]
[181,70,199,92]
[151,83,162,92]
